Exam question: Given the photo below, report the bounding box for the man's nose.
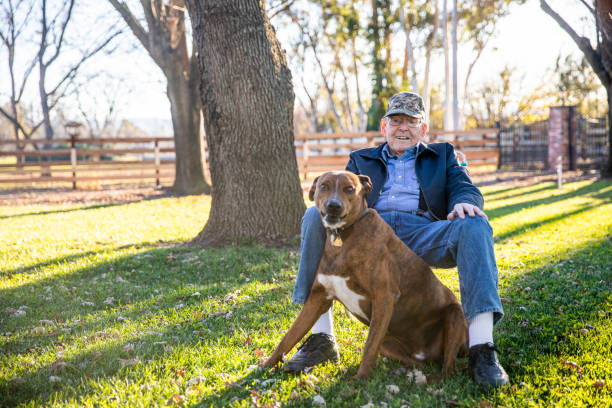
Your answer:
[325,199,343,214]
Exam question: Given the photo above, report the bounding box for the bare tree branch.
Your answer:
[578,0,595,15]
[269,0,296,19]
[540,0,610,86]
[108,0,149,52]
[46,29,122,98]
[41,0,76,69]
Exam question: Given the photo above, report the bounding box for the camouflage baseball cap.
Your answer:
[383,92,425,119]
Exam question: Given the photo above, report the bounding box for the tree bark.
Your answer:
[108,0,210,194]
[186,0,305,246]
[166,53,209,194]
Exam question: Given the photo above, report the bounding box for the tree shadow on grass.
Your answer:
[493,237,611,405]
[0,244,301,407]
[493,203,605,244]
[0,192,179,220]
[484,182,557,202]
[487,180,609,221]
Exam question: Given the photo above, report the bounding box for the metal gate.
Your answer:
[575,115,609,168]
[498,120,549,169]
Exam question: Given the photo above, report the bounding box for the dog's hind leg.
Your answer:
[440,303,468,377]
[379,336,423,368]
[262,282,333,368]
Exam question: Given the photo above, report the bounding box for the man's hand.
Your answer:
[447,203,488,221]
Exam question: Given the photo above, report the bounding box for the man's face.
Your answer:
[380,114,427,157]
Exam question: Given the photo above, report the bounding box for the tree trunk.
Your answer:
[186,0,305,246]
[166,56,210,194]
[605,86,612,177]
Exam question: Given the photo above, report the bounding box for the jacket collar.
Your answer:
[358,141,438,159]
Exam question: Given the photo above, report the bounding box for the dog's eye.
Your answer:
[319,184,328,191]
[344,186,355,193]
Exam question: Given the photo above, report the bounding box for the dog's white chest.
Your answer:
[317,275,368,321]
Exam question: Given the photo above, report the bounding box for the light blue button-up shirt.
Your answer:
[373,144,421,213]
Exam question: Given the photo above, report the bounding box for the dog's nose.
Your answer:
[325,199,343,214]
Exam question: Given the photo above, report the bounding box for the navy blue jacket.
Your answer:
[345,142,484,220]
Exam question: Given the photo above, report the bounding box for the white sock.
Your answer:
[311,306,334,337]
[468,312,494,348]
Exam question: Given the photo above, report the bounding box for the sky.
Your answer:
[119,0,589,123]
[0,0,595,133]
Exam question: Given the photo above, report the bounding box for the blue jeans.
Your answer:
[292,206,504,325]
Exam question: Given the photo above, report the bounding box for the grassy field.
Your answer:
[0,178,611,407]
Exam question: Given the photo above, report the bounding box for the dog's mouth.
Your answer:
[322,213,346,228]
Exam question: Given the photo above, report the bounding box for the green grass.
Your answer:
[1,179,611,407]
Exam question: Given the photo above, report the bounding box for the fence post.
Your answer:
[70,134,77,190]
[568,106,576,170]
[154,138,160,187]
[367,133,374,147]
[302,139,309,181]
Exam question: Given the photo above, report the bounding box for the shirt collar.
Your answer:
[382,143,420,161]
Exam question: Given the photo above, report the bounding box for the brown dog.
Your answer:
[262,171,468,379]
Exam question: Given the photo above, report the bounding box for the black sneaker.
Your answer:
[284,333,339,372]
[468,342,510,387]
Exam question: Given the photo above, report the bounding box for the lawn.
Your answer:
[1,178,611,407]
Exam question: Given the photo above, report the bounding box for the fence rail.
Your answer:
[0,129,499,189]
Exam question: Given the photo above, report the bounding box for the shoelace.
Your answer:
[297,334,327,352]
[481,344,501,365]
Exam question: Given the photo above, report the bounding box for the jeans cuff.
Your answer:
[291,295,306,305]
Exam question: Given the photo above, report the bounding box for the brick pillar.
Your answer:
[548,106,577,171]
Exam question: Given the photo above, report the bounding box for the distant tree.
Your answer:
[540,0,612,176]
[0,0,118,155]
[555,53,605,115]
[108,0,210,194]
[186,0,305,246]
[367,0,395,130]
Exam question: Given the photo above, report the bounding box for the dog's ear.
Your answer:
[309,176,320,201]
[358,175,372,195]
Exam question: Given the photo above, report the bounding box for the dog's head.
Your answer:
[309,171,373,229]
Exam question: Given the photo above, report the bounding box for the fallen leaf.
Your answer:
[170,393,184,405]
[31,327,45,335]
[254,348,263,358]
[312,394,326,406]
[39,319,54,326]
[103,297,115,305]
[594,379,605,389]
[49,375,61,383]
[119,356,141,367]
[187,376,205,386]
[386,384,400,394]
[81,301,95,307]
[561,360,583,376]
[243,334,252,346]
[123,343,135,353]
[49,360,67,374]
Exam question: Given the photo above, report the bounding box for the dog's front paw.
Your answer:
[261,354,281,368]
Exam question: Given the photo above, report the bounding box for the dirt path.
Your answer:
[0,170,601,206]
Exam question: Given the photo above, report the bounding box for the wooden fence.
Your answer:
[0,128,499,189]
[295,128,499,179]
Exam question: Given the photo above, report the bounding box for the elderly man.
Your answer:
[286,92,508,387]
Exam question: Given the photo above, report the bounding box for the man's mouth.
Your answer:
[395,135,412,140]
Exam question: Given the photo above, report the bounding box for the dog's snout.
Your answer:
[325,199,343,214]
